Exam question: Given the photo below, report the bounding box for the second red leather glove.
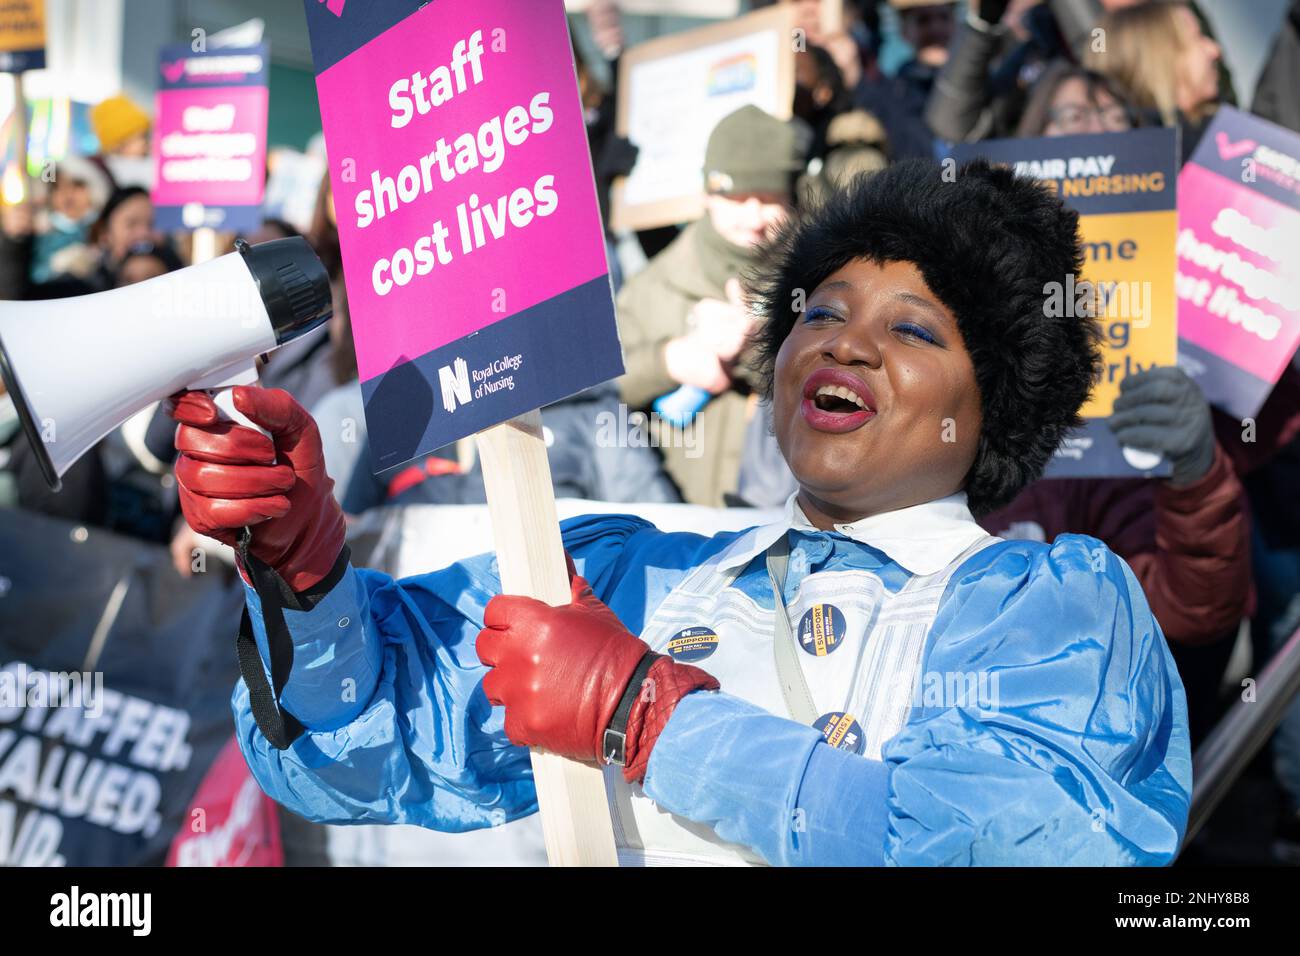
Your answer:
[169,385,345,593]
[476,570,719,784]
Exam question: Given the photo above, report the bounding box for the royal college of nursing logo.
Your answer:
[438,357,472,412]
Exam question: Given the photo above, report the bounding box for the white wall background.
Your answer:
[1200,0,1291,107]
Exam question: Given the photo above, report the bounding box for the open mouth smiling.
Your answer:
[800,367,878,433]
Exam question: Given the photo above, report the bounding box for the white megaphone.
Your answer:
[0,236,332,491]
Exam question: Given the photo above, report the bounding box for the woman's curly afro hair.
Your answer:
[748,157,1103,516]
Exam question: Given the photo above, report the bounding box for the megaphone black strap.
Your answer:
[237,602,303,751]
[235,527,351,751]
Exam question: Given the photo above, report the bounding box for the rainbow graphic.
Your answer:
[707,53,757,98]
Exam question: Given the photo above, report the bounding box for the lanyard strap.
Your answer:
[765,530,1000,731]
[765,533,819,726]
[236,527,314,751]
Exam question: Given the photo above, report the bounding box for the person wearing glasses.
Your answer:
[1015,63,1137,137]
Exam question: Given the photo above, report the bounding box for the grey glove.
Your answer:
[1108,366,1215,486]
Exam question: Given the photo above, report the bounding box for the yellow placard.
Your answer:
[1075,209,1179,417]
[0,0,44,54]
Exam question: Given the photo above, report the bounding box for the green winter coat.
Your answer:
[614,217,764,507]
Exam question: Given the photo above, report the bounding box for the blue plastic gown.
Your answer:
[233,513,1191,865]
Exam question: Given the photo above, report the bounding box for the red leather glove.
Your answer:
[476,570,719,784]
[169,385,346,593]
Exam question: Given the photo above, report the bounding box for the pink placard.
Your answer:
[152,85,269,209]
[316,0,609,383]
[1176,162,1300,386]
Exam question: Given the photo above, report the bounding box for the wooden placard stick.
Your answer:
[820,0,844,37]
[476,409,619,867]
[8,74,29,203]
[191,226,219,265]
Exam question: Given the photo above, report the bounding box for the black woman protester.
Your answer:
[170,159,1190,866]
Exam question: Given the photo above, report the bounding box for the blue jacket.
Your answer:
[233,512,1191,865]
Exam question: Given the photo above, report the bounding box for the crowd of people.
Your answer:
[1,0,1299,865]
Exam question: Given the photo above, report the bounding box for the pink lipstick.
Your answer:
[800,368,877,433]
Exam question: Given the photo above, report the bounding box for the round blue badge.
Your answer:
[665,626,719,662]
[797,603,847,656]
[814,711,865,755]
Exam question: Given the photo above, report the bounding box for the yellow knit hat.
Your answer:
[91,95,151,153]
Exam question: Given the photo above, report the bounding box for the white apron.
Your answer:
[602,527,998,867]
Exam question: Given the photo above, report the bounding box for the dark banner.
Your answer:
[0,509,245,866]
